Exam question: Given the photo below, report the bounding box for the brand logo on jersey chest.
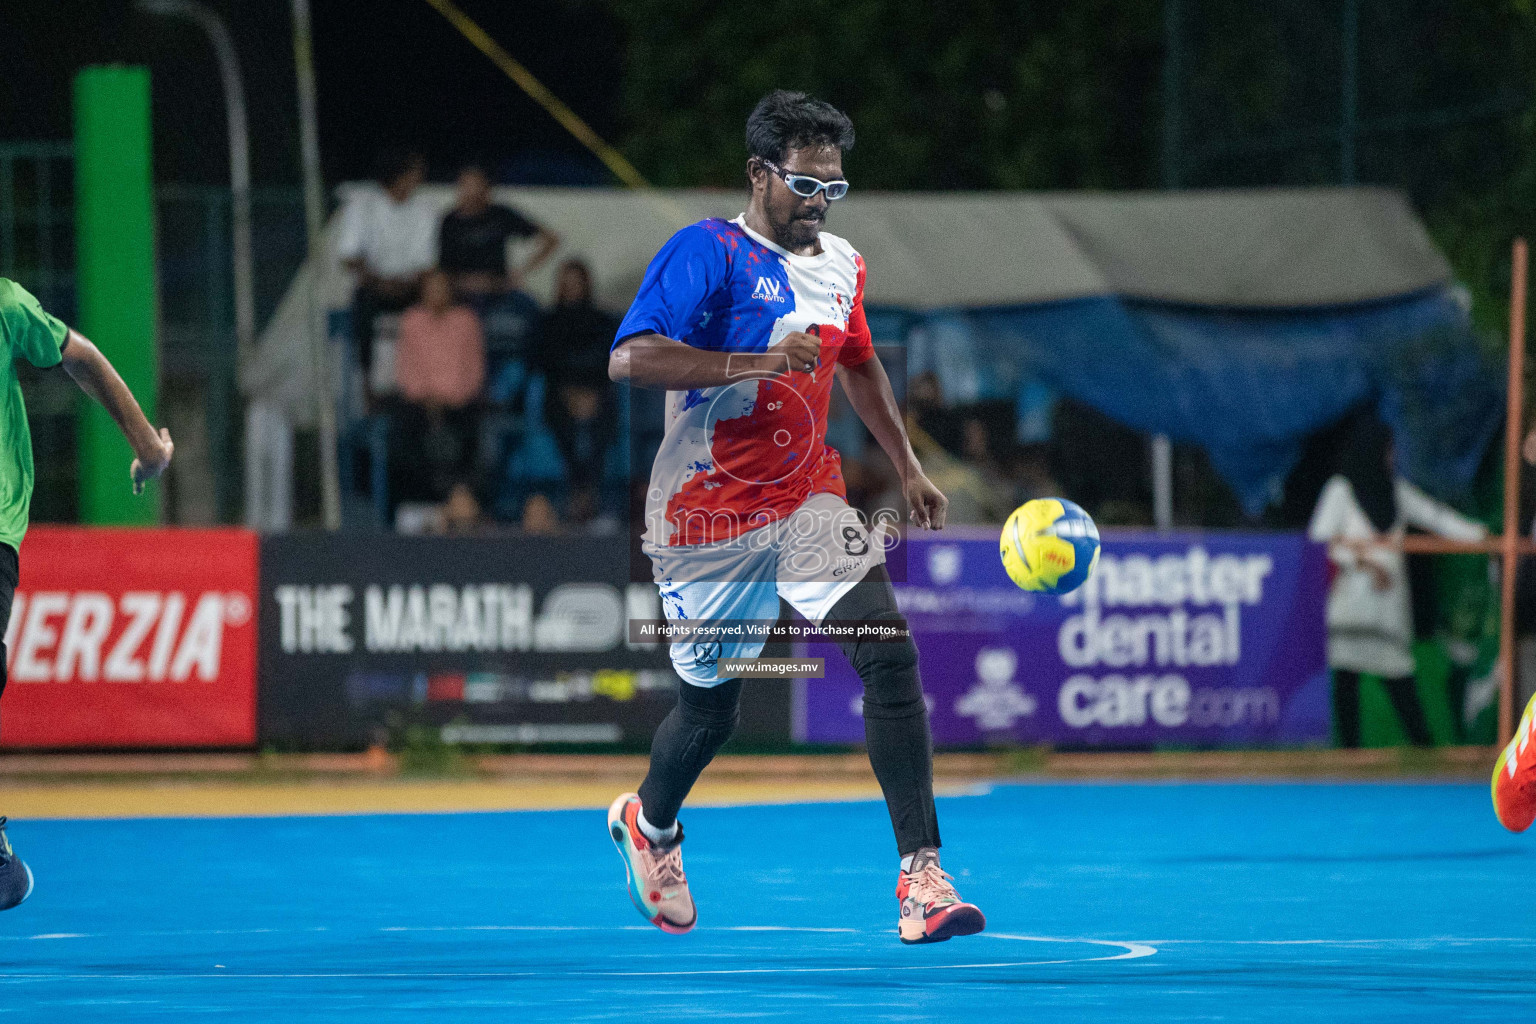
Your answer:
[751,276,786,303]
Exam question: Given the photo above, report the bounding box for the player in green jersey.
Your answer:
[0,278,173,910]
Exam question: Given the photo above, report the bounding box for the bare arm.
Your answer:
[515,227,561,281]
[838,354,948,529]
[60,329,173,494]
[1397,479,1487,541]
[608,331,821,391]
[344,256,423,299]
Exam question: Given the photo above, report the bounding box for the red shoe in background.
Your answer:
[1493,692,1536,833]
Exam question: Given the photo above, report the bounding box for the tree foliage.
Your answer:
[610,0,1536,340]
[610,0,1162,190]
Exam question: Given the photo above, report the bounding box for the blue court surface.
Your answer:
[2,782,1533,1022]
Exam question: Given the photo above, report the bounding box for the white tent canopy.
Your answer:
[250,183,1450,422]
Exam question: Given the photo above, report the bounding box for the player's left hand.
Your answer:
[907,470,948,529]
[130,427,174,495]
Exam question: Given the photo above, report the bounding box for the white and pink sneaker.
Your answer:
[896,848,986,945]
[607,793,697,934]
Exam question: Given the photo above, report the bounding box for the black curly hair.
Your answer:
[745,90,855,164]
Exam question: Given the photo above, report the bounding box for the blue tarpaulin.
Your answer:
[884,286,1501,514]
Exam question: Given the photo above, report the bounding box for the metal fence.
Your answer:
[0,141,306,525]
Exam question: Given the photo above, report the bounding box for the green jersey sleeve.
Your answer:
[0,279,68,369]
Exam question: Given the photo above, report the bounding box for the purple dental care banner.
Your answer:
[798,530,1330,748]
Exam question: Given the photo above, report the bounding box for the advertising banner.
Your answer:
[0,527,259,748]
[260,535,711,748]
[800,531,1330,748]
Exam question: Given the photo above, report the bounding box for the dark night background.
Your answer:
[6,0,1536,328]
[2,0,624,185]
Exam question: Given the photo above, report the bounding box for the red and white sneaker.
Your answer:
[1493,692,1536,833]
[607,793,697,934]
[896,848,986,945]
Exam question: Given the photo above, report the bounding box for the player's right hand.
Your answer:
[766,330,821,375]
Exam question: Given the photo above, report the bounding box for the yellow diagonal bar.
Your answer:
[420,0,651,192]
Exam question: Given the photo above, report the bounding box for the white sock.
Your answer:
[902,847,939,873]
[637,808,678,846]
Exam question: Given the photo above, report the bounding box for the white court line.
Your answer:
[719,926,861,933]
[1140,937,1535,946]
[380,925,859,934]
[5,924,862,940]
[0,927,332,942]
[10,929,1521,950]
[378,925,645,933]
[0,931,1156,978]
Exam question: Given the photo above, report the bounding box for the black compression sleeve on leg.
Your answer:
[637,678,742,831]
[827,564,940,855]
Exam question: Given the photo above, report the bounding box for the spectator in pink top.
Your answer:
[396,270,485,406]
[389,270,486,527]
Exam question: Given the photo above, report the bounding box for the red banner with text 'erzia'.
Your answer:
[0,527,258,748]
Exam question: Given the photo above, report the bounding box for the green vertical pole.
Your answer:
[74,65,159,525]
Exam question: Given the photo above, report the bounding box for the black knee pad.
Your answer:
[835,609,914,674]
[827,566,925,718]
[675,678,742,752]
[848,626,924,720]
[832,614,923,721]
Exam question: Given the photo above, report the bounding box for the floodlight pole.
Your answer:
[1501,238,1527,744]
[135,1,254,368]
[291,0,342,530]
[136,0,265,528]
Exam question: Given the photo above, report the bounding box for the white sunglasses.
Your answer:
[759,158,850,201]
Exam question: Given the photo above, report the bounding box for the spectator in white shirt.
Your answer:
[337,150,439,387]
[1309,415,1486,747]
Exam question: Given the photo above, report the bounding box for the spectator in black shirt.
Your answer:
[439,164,560,298]
[534,259,617,523]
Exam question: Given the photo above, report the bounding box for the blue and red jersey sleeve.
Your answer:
[614,222,728,349]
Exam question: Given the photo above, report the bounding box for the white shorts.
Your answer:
[645,493,887,686]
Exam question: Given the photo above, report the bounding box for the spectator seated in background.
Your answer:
[520,492,561,536]
[439,164,559,377]
[338,149,438,394]
[532,259,618,524]
[390,269,486,530]
[1005,443,1061,503]
[905,412,1007,526]
[958,415,1023,520]
[907,370,963,454]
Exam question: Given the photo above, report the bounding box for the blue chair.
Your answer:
[494,373,569,519]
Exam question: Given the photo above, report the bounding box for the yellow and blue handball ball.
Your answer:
[999,498,1100,595]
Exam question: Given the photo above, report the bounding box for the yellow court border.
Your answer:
[0,746,1493,819]
[1,779,993,820]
